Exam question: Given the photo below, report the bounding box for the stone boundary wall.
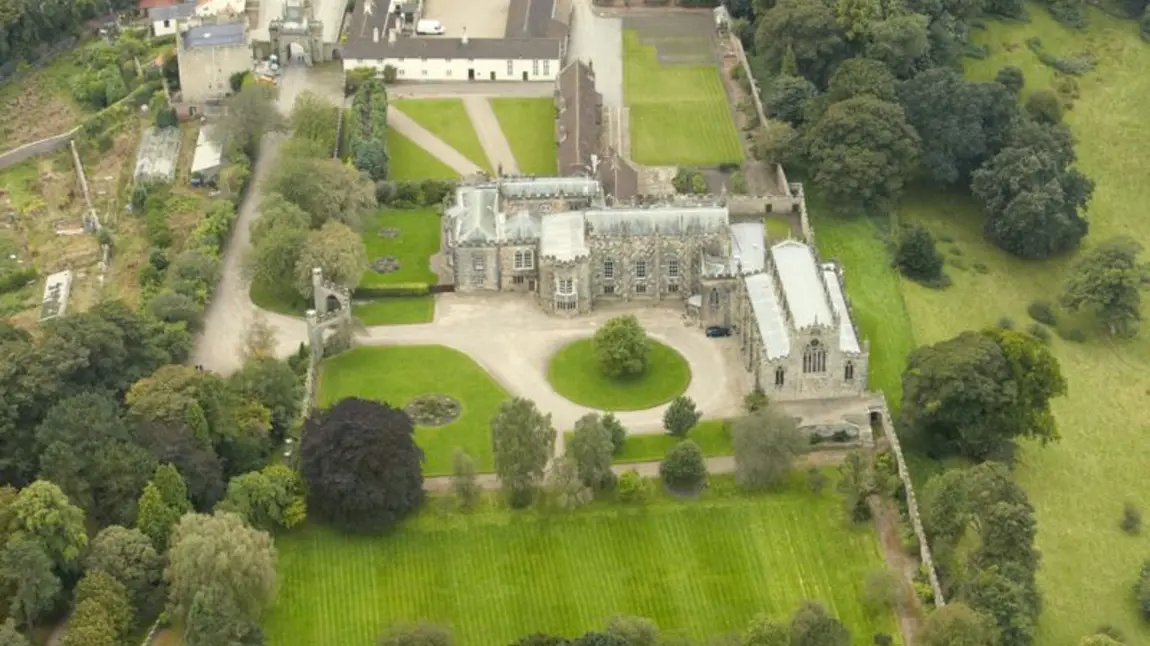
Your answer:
[0,128,79,171]
[727,34,767,130]
[872,393,945,606]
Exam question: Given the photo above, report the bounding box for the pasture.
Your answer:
[264,482,900,646]
[491,98,559,175]
[393,99,493,173]
[622,29,743,167]
[318,345,508,474]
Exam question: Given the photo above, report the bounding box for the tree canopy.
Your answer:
[593,315,649,378]
[217,464,307,532]
[300,398,424,532]
[732,406,807,491]
[293,221,369,298]
[919,602,1001,646]
[490,398,555,507]
[1061,236,1149,336]
[568,414,615,491]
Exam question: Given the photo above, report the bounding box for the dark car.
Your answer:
[705,326,731,338]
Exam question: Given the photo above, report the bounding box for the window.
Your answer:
[557,278,574,295]
[163,19,171,27]
[635,284,648,294]
[540,204,552,213]
[507,60,513,75]
[514,250,534,270]
[603,259,615,280]
[557,299,578,311]
[533,59,540,75]
[603,284,615,295]
[802,340,827,374]
[667,283,679,293]
[445,69,452,77]
[472,257,485,272]
[774,367,785,387]
[667,258,680,278]
[543,59,550,75]
[709,288,720,310]
[635,259,648,279]
[421,69,428,77]
[512,275,525,285]
[844,362,854,381]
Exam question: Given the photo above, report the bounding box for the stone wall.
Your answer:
[0,128,78,171]
[586,231,725,303]
[497,244,539,293]
[453,245,500,291]
[872,393,946,607]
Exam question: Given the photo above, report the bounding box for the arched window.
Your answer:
[844,362,854,381]
[802,340,827,374]
[709,288,720,310]
[774,367,785,387]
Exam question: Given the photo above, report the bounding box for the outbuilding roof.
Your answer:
[182,21,245,48]
[770,240,834,330]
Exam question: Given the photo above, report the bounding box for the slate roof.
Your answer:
[502,210,542,241]
[771,240,834,330]
[182,21,245,48]
[150,1,196,21]
[744,273,790,360]
[505,0,564,38]
[596,150,638,203]
[584,207,728,236]
[500,177,600,198]
[449,186,500,243]
[556,60,601,177]
[822,263,862,353]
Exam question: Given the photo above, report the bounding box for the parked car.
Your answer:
[705,326,731,338]
[415,19,445,35]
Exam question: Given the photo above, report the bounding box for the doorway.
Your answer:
[528,280,536,292]
[489,71,496,80]
[521,71,528,81]
[468,68,475,80]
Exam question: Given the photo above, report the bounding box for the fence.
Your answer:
[870,393,945,606]
[0,128,79,171]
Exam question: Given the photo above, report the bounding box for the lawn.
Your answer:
[490,98,559,175]
[386,130,461,180]
[359,209,440,288]
[264,481,900,646]
[318,345,509,474]
[393,99,493,172]
[547,339,691,411]
[353,296,435,326]
[883,8,1150,644]
[623,30,743,167]
[564,419,733,464]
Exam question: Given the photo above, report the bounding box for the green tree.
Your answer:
[293,221,369,298]
[807,96,920,216]
[72,571,133,639]
[249,193,312,245]
[166,512,277,626]
[300,398,424,532]
[895,224,945,284]
[660,441,707,492]
[1136,560,1150,621]
[836,0,883,39]
[270,149,378,229]
[1078,635,1121,646]
[994,66,1025,94]
[9,481,87,571]
[378,623,455,646]
[135,483,181,551]
[789,601,850,646]
[902,329,1066,459]
[58,599,117,646]
[214,84,284,158]
[247,225,309,293]
[755,0,848,86]
[216,464,307,531]
[861,568,899,613]
[961,568,1036,646]
[548,456,592,510]
[1061,236,1149,337]
[451,450,481,511]
[743,615,788,646]
[919,602,1001,646]
[731,405,806,490]
[568,414,615,491]
[593,315,649,378]
[0,538,60,628]
[663,396,701,438]
[490,398,556,507]
[837,450,880,522]
[827,58,897,103]
[86,526,165,618]
[751,120,799,165]
[35,391,156,527]
[764,76,818,126]
[154,464,194,514]
[604,615,660,646]
[229,356,302,433]
[184,587,265,646]
[602,414,627,454]
[0,619,29,646]
[290,91,338,148]
[1025,90,1062,125]
[864,13,930,79]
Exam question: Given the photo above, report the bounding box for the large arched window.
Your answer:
[774,367,785,387]
[709,288,720,310]
[802,340,827,374]
[844,361,855,381]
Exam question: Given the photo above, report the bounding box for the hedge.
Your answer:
[0,267,37,294]
[354,282,430,298]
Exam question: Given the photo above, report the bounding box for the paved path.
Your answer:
[462,96,519,175]
[388,105,484,176]
[568,0,624,108]
[391,82,554,99]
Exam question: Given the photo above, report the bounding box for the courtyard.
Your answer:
[263,479,901,646]
[421,0,510,38]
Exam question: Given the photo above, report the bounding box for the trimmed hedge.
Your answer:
[354,282,430,298]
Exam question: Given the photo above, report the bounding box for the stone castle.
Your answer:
[443,176,870,402]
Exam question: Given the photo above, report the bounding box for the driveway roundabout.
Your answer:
[546,337,691,411]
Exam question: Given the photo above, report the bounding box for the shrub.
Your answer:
[0,267,36,294]
[1028,322,1051,343]
[806,467,828,493]
[616,470,647,503]
[972,262,989,274]
[602,414,627,454]
[997,316,1015,330]
[1121,503,1142,535]
[895,225,945,285]
[383,65,399,84]
[1058,326,1087,343]
[1026,89,1063,124]
[729,171,747,194]
[995,65,1025,94]
[1137,561,1150,621]
[1027,300,1058,326]
[660,441,706,492]
[663,396,700,437]
[862,569,899,613]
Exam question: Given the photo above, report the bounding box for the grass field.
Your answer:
[394,99,492,173]
[264,481,900,646]
[359,209,439,288]
[0,47,86,150]
[386,130,460,180]
[623,30,743,167]
[563,419,733,464]
[353,296,435,326]
[491,98,559,175]
[547,339,691,411]
[318,345,508,474]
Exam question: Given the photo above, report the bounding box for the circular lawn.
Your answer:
[546,338,691,411]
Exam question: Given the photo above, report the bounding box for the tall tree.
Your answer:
[35,392,155,527]
[9,481,87,572]
[166,512,277,627]
[764,76,819,126]
[659,441,707,492]
[864,13,930,78]
[249,193,311,245]
[603,615,661,646]
[568,414,616,491]
[289,91,339,149]
[300,398,424,532]
[1061,236,1149,336]
[806,96,920,216]
[731,406,807,491]
[490,398,555,507]
[86,526,165,618]
[961,568,1036,646]
[247,224,309,292]
[0,619,29,646]
[216,464,307,532]
[663,397,701,438]
[0,538,60,629]
[183,588,266,646]
[71,571,133,640]
[593,315,649,378]
[293,221,369,298]
[229,357,302,434]
[755,0,849,87]
[826,58,898,103]
[269,152,377,229]
[918,602,1001,646]
[789,601,851,646]
[214,84,284,159]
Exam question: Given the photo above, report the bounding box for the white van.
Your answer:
[415,19,445,35]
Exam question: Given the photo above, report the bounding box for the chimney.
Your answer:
[461,26,468,45]
[373,26,380,42]
[388,28,397,43]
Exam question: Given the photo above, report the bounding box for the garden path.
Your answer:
[387,106,485,176]
[462,96,519,175]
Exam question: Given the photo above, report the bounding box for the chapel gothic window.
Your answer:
[774,367,785,387]
[802,340,827,374]
[844,362,854,381]
[709,288,720,310]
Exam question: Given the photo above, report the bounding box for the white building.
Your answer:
[342,0,567,82]
[191,125,224,185]
[147,0,196,36]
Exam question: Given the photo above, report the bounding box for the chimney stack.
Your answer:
[461,26,468,45]
[388,28,397,43]
[373,26,380,42]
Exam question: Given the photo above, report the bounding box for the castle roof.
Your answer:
[584,206,727,236]
[744,272,790,360]
[770,240,834,330]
